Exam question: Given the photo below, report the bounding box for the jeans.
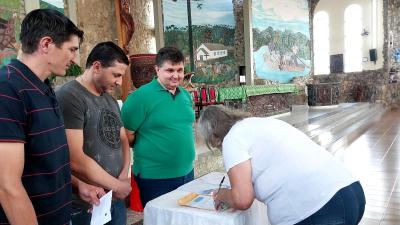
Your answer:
[295,181,366,225]
[135,169,194,206]
[71,200,127,225]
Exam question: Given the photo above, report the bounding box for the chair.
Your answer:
[208,86,224,104]
[192,88,200,105]
[192,89,201,118]
[200,87,210,106]
[192,86,224,118]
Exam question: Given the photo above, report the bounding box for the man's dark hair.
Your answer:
[86,41,129,69]
[20,9,84,54]
[155,47,184,67]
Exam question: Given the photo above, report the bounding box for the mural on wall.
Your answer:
[163,0,236,84]
[252,0,310,83]
[40,0,64,13]
[0,0,64,66]
[0,1,21,66]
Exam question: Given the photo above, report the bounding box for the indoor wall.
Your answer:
[314,0,384,71]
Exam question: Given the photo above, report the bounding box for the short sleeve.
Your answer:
[108,95,123,126]
[181,88,194,105]
[121,91,146,132]
[222,128,251,172]
[0,81,27,142]
[56,87,85,129]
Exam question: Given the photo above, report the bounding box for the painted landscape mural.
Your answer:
[0,0,63,66]
[252,0,310,83]
[40,0,64,13]
[0,1,21,66]
[163,0,236,84]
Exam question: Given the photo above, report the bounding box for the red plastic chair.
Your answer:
[192,89,200,104]
[208,86,224,105]
[192,89,201,118]
[201,87,210,105]
[191,87,225,118]
[130,175,144,212]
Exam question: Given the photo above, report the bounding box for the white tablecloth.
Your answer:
[144,172,270,225]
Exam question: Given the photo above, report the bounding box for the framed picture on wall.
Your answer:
[330,54,344,73]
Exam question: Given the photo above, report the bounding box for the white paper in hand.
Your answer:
[90,190,112,225]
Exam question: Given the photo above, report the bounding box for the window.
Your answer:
[313,11,330,75]
[344,4,362,72]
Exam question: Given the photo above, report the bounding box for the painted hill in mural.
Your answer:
[253,27,310,83]
[40,0,64,13]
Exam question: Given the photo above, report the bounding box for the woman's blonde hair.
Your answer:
[197,105,249,150]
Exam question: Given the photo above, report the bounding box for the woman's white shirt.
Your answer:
[222,117,356,225]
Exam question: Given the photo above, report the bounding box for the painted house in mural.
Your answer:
[196,43,228,61]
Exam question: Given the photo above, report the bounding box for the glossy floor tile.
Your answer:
[337,109,400,225]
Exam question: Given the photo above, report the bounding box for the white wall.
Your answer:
[315,0,384,70]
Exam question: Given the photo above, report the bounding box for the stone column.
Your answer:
[308,0,319,76]
[232,0,245,66]
[75,0,118,66]
[232,0,245,85]
[129,0,156,54]
[387,0,400,72]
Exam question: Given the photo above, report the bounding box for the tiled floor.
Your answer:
[335,109,400,225]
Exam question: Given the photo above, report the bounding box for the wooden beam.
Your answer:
[114,0,133,101]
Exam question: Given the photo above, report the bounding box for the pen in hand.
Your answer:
[213,176,225,210]
[216,176,225,195]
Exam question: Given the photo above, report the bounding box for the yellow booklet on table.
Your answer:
[178,193,216,211]
[178,193,230,211]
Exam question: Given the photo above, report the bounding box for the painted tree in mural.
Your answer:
[172,0,204,9]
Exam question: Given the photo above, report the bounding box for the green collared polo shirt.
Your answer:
[121,79,195,179]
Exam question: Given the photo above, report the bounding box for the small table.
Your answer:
[143,172,269,225]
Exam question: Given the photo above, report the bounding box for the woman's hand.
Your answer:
[212,189,231,210]
[212,191,222,210]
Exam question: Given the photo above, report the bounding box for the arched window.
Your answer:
[344,4,362,72]
[313,11,330,75]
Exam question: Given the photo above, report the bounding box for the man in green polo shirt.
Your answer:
[121,47,195,206]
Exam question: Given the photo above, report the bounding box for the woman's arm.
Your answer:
[213,160,255,210]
